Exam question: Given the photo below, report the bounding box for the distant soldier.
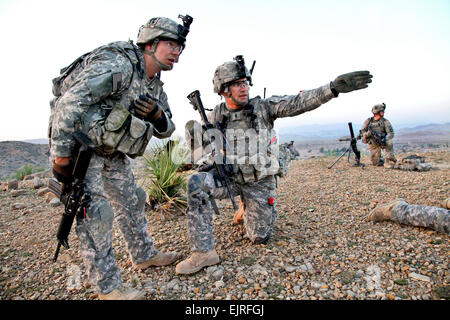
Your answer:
[368,198,450,235]
[175,55,373,275]
[279,143,293,175]
[48,15,193,299]
[359,103,396,168]
[287,140,300,160]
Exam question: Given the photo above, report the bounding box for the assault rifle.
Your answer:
[187,90,238,214]
[328,122,364,169]
[366,127,386,146]
[49,132,94,262]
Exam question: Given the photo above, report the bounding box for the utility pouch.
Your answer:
[116,114,151,157]
[102,104,153,158]
[103,104,130,148]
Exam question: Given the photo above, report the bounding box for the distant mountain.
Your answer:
[279,122,450,142]
[23,138,49,144]
[0,141,50,180]
[0,122,448,179]
[396,123,450,134]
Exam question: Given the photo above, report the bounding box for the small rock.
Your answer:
[10,189,26,197]
[167,279,181,291]
[50,198,61,207]
[284,265,297,273]
[37,187,50,196]
[7,180,18,190]
[45,193,58,203]
[205,266,218,274]
[205,293,214,300]
[212,268,224,281]
[33,178,46,189]
[409,272,431,282]
[11,203,26,210]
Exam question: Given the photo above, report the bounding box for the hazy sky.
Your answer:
[0,0,449,141]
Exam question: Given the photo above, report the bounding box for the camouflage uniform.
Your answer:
[391,200,450,235]
[185,83,336,250]
[49,41,175,294]
[360,116,396,167]
[278,143,292,177]
[287,142,300,160]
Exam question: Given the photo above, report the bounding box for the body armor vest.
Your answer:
[212,98,280,183]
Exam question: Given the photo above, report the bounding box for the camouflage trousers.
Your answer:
[368,140,396,167]
[186,172,277,252]
[75,152,158,294]
[391,201,450,235]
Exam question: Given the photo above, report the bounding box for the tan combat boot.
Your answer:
[98,285,145,300]
[384,159,396,169]
[440,198,450,210]
[233,201,245,225]
[133,251,182,270]
[175,250,220,275]
[368,199,406,222]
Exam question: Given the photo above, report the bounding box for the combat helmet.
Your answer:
[372,103,386,114]
[137,14,193,70]
[213,55,253,94]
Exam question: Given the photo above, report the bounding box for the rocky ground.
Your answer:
[0,151,448,300]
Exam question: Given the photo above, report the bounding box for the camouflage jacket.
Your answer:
[203,83,335,183]
[49,40,175,158]
[360,117,394,145]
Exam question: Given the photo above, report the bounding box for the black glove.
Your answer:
[132,94,163,122]
[331,71,373,93]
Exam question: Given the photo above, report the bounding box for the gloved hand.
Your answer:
[132,94,163,122]
[52,157,73,184]
[332,71,373,93]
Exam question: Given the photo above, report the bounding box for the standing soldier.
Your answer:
[359,103,396,168]
[368,198,450,235]
[48,15,193,299]
[175,56,373,274]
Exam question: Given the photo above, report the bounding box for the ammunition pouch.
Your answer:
[89,104,153,158]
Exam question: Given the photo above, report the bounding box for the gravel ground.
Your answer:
[0,151,448,300]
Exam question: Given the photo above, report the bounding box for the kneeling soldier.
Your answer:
[176,56,373,274]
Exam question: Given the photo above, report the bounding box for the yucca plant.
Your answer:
[142,139,188,214]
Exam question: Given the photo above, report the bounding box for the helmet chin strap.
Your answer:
[143,39,173,71]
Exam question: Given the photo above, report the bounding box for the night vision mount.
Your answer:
[233,55,255,86]
[178,14,193,39]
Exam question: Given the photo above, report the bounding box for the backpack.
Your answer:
[48,41,154,158]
